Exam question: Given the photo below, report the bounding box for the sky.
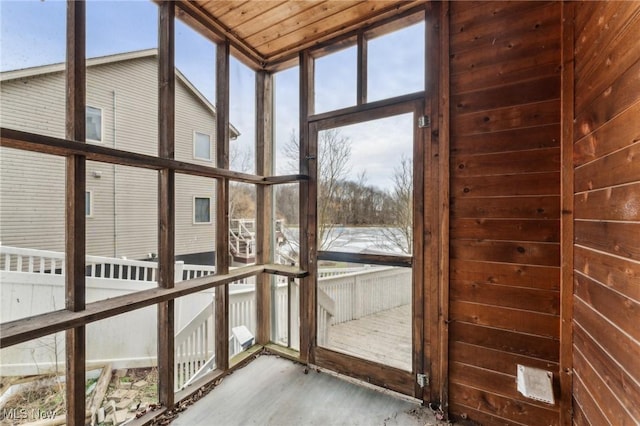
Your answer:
[0,0,424,190]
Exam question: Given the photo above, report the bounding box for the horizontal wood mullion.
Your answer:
[318,251,412,268]
[0,128,309,185]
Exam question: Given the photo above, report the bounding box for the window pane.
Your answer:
[86,0,158,156]
[176,175,215,275]
[275,66,299,175]
[176,18,217,167]
[316,114,413,255]
[1,0,66,137]
[229,57,255,173]
[1,149,66,320]
[314,45,357,114]
[195,197,211,223]
[318,264,412,371]
[367,21,425,102]
[194,132,211,160]
[86,106,102,141]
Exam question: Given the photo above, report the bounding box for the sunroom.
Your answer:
[0,1,638,425]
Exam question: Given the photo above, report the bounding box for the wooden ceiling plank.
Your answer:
[263,1,425,65]
[229,1,308,38]
[194,0,243,17]
[245,1,360,47]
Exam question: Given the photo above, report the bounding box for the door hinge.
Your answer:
[418,115,430,128]
[417,373,429,388]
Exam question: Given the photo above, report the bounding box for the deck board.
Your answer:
[171,355,440,426]
[326,304,412,371]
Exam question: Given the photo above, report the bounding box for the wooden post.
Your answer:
[65,1,86,424]
[256,70,274,345]
[559,2,575,424]
[215,40,231,370]
[299,50,316,364]
[356,32,367,105]
[157,0,175,407]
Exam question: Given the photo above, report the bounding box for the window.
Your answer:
[194,196,211,223]
[86,106,102,142]
[85,190,93,217]
[193,131,212,160]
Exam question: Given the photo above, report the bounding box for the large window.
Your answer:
[86,106,102,142]
[194,196,211,224]
[193,131,212,161]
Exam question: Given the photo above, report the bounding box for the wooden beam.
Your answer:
[559,2,575,424]
[215,39,231,371]
[1,265,264,348]
[65,1,86,424]
[357,32,367,105]
[157,0,175,408]
[299,50,316,364]
[317,251,412,268]
[255,70,274,345]
[0,128,273,185]
[434,0,450,412]
[308,92,425,124]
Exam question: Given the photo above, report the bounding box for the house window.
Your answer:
[194,197,211,223]
[194,131,212,160]
[86,191,93,217]
[86,106,102,142]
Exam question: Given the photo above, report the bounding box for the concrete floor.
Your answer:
[171,355,442,426]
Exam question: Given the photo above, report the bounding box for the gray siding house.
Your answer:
[0,49,237,264]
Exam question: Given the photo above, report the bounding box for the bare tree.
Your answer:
[284,129,351,250]
[380,155,413,255]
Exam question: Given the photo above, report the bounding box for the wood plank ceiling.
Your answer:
[178,0,426,68]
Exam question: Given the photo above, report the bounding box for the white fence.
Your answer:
[0,246,411,386]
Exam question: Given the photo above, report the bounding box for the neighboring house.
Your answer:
[0,49,239,265]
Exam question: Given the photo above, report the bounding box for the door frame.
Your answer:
[302,95,428,398]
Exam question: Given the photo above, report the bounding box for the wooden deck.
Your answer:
[326,304,412,371]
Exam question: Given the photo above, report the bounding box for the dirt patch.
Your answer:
[0,367,158,425]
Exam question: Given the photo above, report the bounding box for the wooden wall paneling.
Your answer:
[573,100,640,168]
[157,1,176,407]
[574,245,640,302]
[450,322,559,363]
[215,39,231,371]
[574,58,640,141]
[573,325,640,420]
[574,7,640,113]
[574,142,640,193]
[451,124,560,156]
[448,1,562,424]
[559,2,575,423]
[299,50,316,364]
[65,1,86,423]
[255,70,274,345]
[451,195,560,220]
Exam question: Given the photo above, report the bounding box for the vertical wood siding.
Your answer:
[1,54,217,261]
[448,2,562,424]
[572,2,640,425]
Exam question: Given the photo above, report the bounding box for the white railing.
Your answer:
[174,284,257,390]
[318,266,411,325]
[229,219,256,259]
[1,245,409,381]
[0,245,217,282]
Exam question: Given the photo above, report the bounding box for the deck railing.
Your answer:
[0,245,217,282]
[1,246,409,382]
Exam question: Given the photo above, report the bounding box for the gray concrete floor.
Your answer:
[171,355,442,426]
